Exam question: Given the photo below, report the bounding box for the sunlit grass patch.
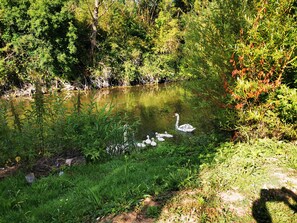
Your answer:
[166,139,297,222]
[151,139,297,223]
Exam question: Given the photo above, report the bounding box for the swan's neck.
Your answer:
[175,114,179,128]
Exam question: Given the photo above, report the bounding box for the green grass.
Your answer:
[0,140,217,223]
[157,139,297,222]
[1,137,296,223]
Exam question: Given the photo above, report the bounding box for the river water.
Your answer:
[4,81,219,141]
[76,81,218,140]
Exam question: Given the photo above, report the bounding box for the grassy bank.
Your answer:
[157,139,297,222]
[1,136,296,222]
[0,135,219,223]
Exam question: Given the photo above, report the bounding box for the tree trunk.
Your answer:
[91,0,99,63]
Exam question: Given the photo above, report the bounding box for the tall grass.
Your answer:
[0,84,135,167]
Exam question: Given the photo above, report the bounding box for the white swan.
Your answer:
[156,131,173,138]
[163,131,173,138]
[145,135,152,144]
[136,141,146,148]
[157,137,165,142]
[150,138,157,146]
[175,113,196,132]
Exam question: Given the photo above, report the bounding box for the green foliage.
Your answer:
[272,85,297,124]
[88,2,149,84]
[181,0,253,107]
[139,2,182,81]
[0,0,79,89]
[236,106,296,141]
[0,100,12,165]
[0,0,191,91]
[57,103,130,161]
[235,85,297,141]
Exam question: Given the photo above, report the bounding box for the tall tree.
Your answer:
[90,0,99,62]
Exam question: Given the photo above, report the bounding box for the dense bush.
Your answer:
[181,0,296,140]
[226,0,297,140]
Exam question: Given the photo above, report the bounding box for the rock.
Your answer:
[25,173,35,184]
[65,158,74,166]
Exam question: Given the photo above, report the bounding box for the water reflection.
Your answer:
[77,82,216,139]
[3,81,219,140]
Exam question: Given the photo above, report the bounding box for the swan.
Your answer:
[157,137,165,142]
[145,135,152,144]
[156,131,173,138]
[174,113,196,133]
[141,141,146,147]
[136,141,146,148]
[155,132,161,138]
[163,131,173,138]
[150,138,157,146]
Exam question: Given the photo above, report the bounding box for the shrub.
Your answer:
[271,85,297,124]
[236,85,297,141]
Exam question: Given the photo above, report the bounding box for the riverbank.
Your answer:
[1,137,296,222]
[0,75,177,98]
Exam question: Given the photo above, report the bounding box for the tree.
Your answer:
[139,0,183,80]
[0,0,79,90]
[181,0,252,106]
[225,0,297,140]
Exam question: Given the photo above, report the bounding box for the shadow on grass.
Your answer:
[97,191,178,223]
[252,187,297,223]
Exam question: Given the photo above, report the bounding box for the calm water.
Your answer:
[75,81,217,139]
[6,81,219,141]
